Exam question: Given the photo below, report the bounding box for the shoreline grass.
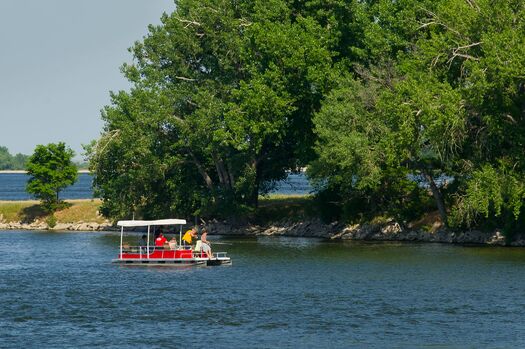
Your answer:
[0,194,312,225]
[0,199,106,224]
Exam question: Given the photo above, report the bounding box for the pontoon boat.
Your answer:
[112,219,232,266]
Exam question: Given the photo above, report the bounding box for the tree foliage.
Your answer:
[88,0,332,220]
[26,143,78,212]
[309,0,525,233]
[90,0,525,234]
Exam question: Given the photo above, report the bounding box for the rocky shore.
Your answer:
[0,220,113,231]
[1,216,524,246]
[207,218,525,247]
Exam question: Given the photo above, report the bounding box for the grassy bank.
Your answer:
[0,195,314,225]
[0,199,106,224]
[0,194,436,228]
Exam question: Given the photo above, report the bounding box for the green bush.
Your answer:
[45,215,57,228]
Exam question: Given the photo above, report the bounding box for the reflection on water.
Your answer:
[255,236,320,249]
[0,231,525,348]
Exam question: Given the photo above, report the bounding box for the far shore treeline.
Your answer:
[0,147,29,170]
[0,146,88,171]
[84,0,525,238]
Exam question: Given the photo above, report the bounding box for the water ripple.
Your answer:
[1,232,525,348]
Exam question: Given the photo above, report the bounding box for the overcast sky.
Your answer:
[0,0,176,159]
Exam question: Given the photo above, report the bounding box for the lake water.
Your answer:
[1,231,524,348]
[0,173,95,201]
[0,173,311,200]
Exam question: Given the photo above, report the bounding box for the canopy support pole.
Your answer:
[179,225,182,246]
[119,225,123,260]
[147,225,150,259]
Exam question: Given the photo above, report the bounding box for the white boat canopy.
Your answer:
[117,219,187,227]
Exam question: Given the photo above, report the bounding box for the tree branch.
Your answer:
[174,17,201,28]
[188,150,214,190]
[446,43,482,66]
[455,42,483,51]
[174,76,196,82]
[465,0,480,11]
[418,8,462,37]
[239,18,253,27]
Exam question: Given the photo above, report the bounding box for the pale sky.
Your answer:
[0,0,176,159]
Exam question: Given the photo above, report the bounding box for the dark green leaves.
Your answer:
[90,0,525,232]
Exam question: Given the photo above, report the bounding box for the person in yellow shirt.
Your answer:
[182,227,198,245]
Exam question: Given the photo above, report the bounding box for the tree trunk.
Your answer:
[423,171,448,227]
[248,159,260,208]
[214,160,226,186]
[226,161,235,189]
[213,155,231,190]
[188,150,214,191]
[250,179,260,209]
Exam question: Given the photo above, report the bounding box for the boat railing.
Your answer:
[122,245,192,252]
[120,246,228,260]
[120,245,196,258]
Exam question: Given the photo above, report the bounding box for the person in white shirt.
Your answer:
[200,229,213,259]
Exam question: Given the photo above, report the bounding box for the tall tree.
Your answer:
[415,0,525,229]
[88,0,332,219]
[309,0,525,231]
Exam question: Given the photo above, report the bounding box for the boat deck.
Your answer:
[112,246,231,266]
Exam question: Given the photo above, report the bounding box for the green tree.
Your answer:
[309,0,525,232]
[390,0,525,232]
[26,143,78,212]
[88,0,333,219]
[308,0,460,224]
[88,0,525,233]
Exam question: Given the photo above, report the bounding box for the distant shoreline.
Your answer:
[0,170,91,174]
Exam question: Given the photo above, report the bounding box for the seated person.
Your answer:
[168,236,178,250]
[182,227,198,246]
[155,232,167,247]
[200,229,213,259]
[138,234,147,247]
